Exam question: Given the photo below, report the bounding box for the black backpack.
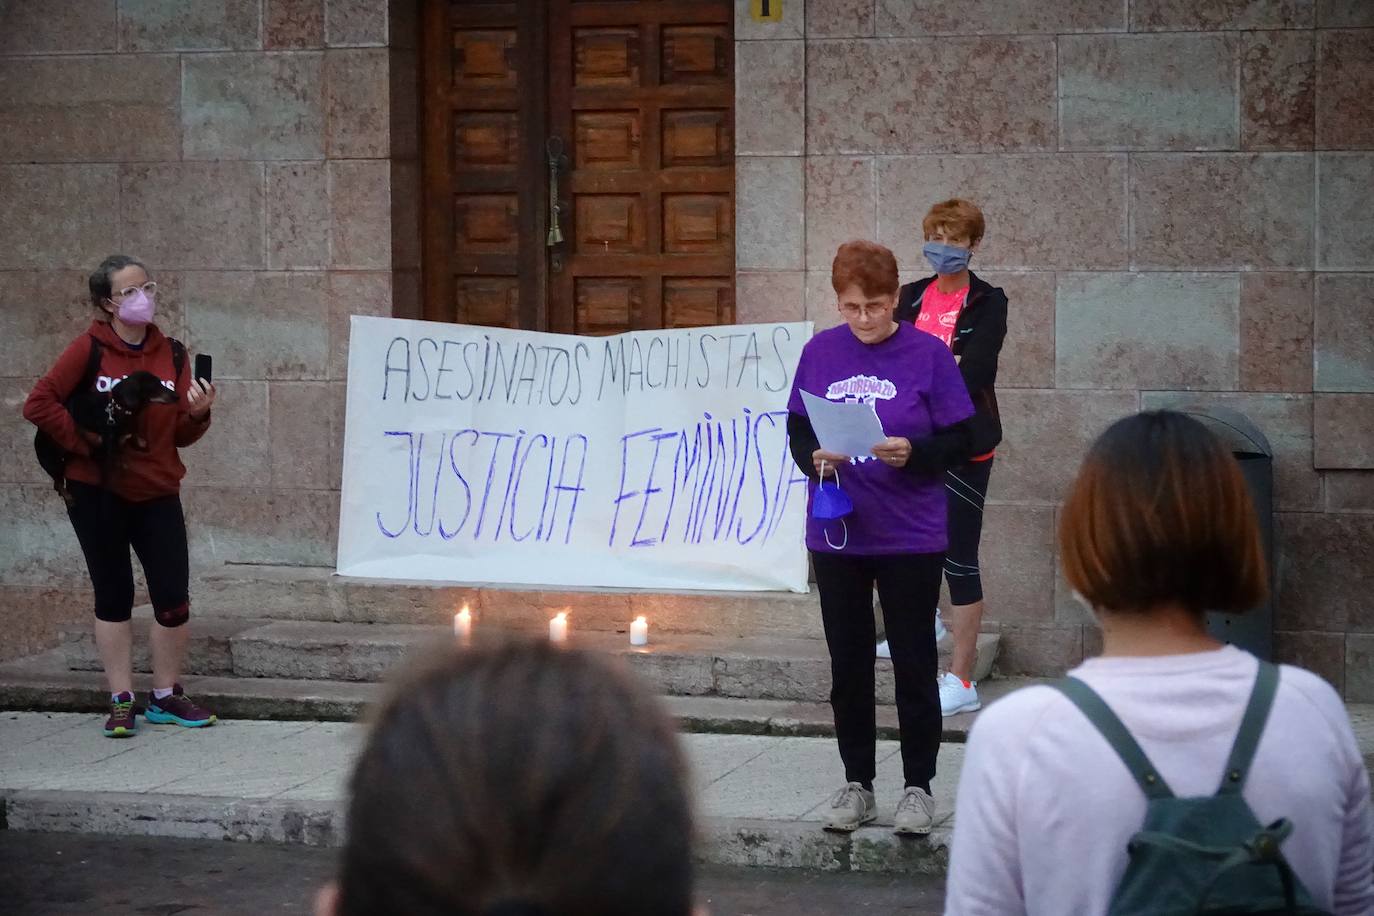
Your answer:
[34,335,185,499]
[1053,662,1329,916]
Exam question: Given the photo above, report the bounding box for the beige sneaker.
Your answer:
[894,786,935,835]
[822,782,877,832]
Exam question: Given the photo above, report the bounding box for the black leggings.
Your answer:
[945,458,993,606]
[66,481,190,626]
[812,550,943,792]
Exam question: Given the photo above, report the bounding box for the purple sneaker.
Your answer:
[144,684,217,728]
[104,691,137,738]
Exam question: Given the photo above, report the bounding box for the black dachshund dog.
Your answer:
[35,371,178,505]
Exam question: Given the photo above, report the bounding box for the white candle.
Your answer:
[549,611,569,643]
[629,616,648,646]
[454,606,472,646]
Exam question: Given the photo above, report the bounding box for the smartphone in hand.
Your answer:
[193,353,213,386]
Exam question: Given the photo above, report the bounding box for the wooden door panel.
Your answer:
[660,25,730,85]
[453,112,520,168]
[575,276,643,335]
[664,277,733,328]
[548,0,734,335]
[565,1,731,27]
[573,28,641,87]
[455,276,520,327]
[574,194,646,253]
[574,110,642,170]
[661,109,731,167]
[662,193,731,254]
[453,194,519,254]
[451,29,518,88]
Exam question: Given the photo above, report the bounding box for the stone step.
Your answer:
[61,618,1000,704]
[194,564,829,639]
[0,653,1023,742]
[63,618,266,678]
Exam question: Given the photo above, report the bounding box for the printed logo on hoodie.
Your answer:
[96,374,176,394]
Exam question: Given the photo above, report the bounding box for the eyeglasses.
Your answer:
[113,281,157,301]
[838,302,890,319]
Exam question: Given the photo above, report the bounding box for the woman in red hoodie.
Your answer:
[25,255,218,738]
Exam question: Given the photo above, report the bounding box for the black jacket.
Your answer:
[895,271,1008,458]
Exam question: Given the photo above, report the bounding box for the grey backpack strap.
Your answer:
[1053,678,1174,801]
[1216,661,1279,796]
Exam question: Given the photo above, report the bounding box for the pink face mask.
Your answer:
[115,289,156,326]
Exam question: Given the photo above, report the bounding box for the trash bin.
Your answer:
[1174,406,1275,661]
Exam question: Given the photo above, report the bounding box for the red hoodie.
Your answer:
[24,320,211,502]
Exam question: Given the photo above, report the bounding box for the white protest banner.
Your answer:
[337,317,812,592]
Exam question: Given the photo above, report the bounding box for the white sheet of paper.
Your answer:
[800,390,887,458]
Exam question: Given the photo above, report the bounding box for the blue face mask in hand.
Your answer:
[811,461,852,550]
[923,241,971,276]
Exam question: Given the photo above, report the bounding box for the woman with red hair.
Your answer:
[787,240,974,835]
[889,198,1009,719]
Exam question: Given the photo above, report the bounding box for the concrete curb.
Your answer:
[703,818,951,874]
[1,790,343,847]
[0,790,950,875]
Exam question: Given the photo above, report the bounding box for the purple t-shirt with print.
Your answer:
[788,321,974,555]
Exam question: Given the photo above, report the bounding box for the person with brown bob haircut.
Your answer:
[315,642,699,916]
[787,240,974,835]
[945,411,1372,915]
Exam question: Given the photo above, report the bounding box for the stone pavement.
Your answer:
[0,711,961,874]
[4,705,1371,876]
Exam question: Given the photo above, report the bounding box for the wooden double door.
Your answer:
[422,0,736,334]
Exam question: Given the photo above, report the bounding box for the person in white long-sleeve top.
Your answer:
[945,410,1373,916]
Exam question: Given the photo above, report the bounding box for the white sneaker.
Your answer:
[877,608,945,659]
[893,786,935,835]
[939,670,981,716]
[823,781,877,832]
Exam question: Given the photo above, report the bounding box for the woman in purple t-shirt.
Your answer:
[787,241,974,836]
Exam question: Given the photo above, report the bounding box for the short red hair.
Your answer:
[831,240,898,297]
[922,199,985,245]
